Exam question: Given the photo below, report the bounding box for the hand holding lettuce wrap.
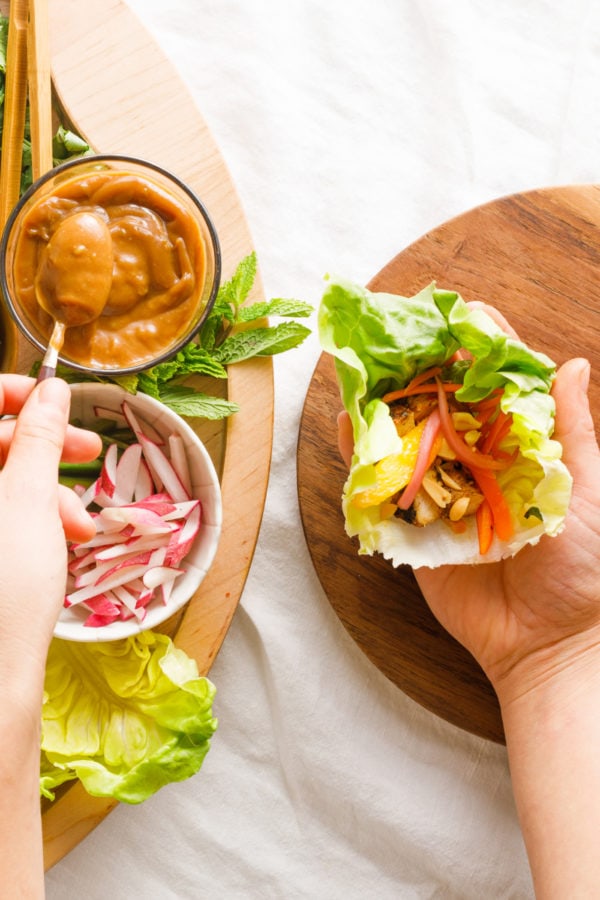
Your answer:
[319,278,573,566]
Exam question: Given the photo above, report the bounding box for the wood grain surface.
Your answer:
[298,183,600,745]
[0,0,273,868]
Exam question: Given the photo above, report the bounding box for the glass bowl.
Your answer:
[56,382,222,642]
[0,155,221,376]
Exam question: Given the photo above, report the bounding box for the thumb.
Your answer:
[552,358,599,492]
[2,378,70,496]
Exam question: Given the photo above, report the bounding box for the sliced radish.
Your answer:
[142,565,184,591]
[134,458,154,501]
[165,504,201,566]
[99,443,118,499]
[168,433,192,495]
[65,400,206,627]
[113,443,143,505]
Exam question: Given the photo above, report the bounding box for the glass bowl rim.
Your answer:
[0,153,222,377]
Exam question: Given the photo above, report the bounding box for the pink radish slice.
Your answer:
[66,400,205,627]
[142,565,184,591]
[134,459,155,501]
[165,505,201,566]
[113,443,143,505]
[97,506,177,534]
[121,402,190,502]
[98,443,118,499]
[66,564,155,605]
[168,433,192,495]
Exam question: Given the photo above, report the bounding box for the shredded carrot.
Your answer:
[405,366,443,389]
[471,467,513,542]
[476,500,494,554]
[383,382,462,403]
[480,410,513,455]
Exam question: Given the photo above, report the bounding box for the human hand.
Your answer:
[337,308,600,706]
[0,376,101,697]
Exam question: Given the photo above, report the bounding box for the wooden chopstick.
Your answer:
[27,0,53,182]
[0,0,29,229]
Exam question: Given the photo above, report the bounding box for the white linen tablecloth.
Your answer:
[46,2,600,897]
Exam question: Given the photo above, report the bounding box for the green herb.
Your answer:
[524,506,544,521]
[42,251,313,419]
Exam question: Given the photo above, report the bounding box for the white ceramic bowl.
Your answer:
[55,382,222,642]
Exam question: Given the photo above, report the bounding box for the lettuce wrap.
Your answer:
[318,278,572,567]
[40,631,217,804]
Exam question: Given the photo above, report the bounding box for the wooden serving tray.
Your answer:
[298,184,600,745]
[0,0,273,869]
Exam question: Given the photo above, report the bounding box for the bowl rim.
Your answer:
[54,382,223,642]
[0,153,222,377]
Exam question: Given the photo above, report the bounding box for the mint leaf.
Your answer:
[157,384,239,419]
[214,322,311,363]
[218,251,257,312]
[156,345,227,380]
[237,298,313,323]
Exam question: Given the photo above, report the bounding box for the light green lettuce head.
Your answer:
[318,277,572,566]
[40,631,217,804]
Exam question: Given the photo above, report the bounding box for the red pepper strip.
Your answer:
[434,377,507,470]
[480,409,512,455]
[471,467,514,542]
[383,382,462,403]
[397,409,442,510]
[476,499,494,554]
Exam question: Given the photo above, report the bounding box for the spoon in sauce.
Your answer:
[35,211,114,381]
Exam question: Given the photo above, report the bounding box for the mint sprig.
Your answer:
[39,252,313,421]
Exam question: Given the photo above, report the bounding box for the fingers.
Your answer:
[0,373,36,415]
[0,418,102,465]
[552,358,599,491]
[0,373,102,465]
[465,301,520,339]
[58,484,96,543]
[0,377,97,541]
[1,378,71,498]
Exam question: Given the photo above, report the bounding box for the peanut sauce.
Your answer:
[11,168,208,369]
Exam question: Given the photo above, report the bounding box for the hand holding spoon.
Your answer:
[35,211,113,381]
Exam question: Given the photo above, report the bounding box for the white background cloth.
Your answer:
[45,1,600,897]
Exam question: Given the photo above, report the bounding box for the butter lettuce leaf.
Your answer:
[40,631,217,804]
[318,277,572,566]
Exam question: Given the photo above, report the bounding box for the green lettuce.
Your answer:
[40,631,217,804]
[318,277,572,566]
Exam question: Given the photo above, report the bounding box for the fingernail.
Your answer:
[36,377,70,412]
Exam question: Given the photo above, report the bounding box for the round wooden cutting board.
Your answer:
[298,183,600,745]
[0,0,273,869]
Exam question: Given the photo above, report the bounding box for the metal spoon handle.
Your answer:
[36,319,66,382]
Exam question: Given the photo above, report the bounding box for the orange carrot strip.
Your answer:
[383,383,462,403]
[471,467,514,542]
[476,499,494,554]
[480,409,510,454]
